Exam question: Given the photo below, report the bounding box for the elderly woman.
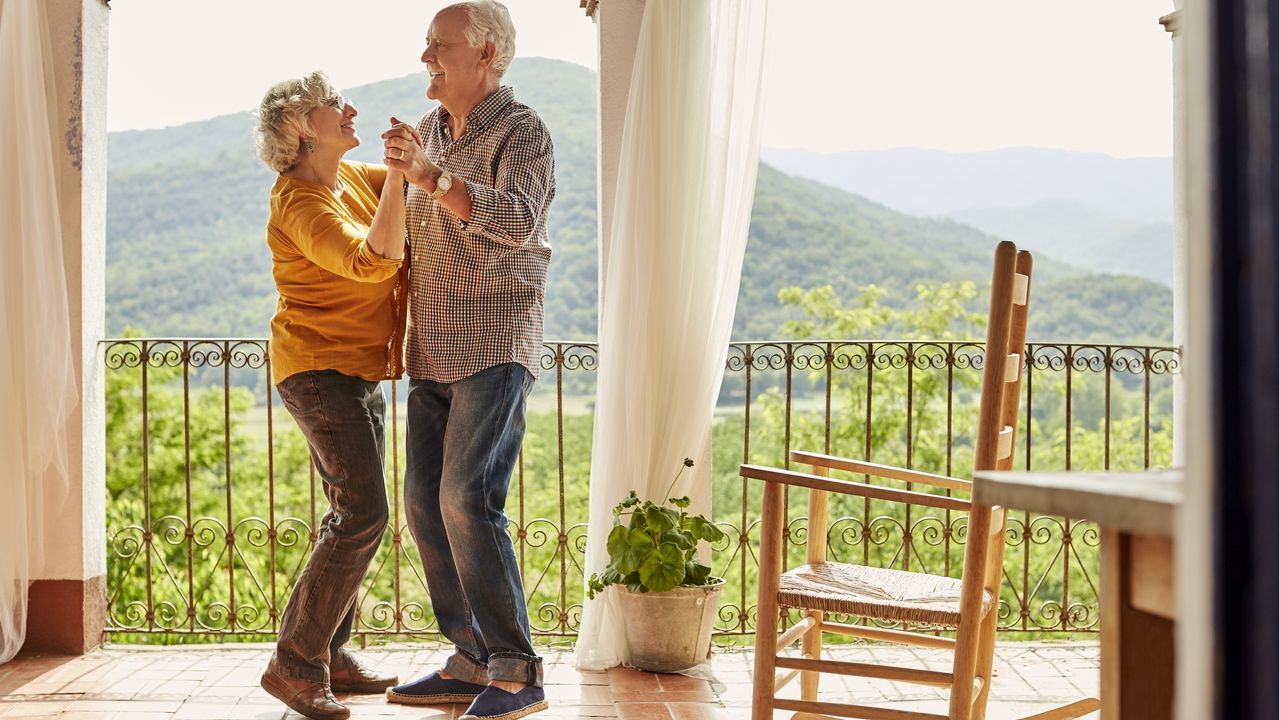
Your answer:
[253,71,413,720]
[380,2,554,720]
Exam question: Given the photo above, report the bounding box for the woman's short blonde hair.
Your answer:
[253,70,337,173]
[441,0,517,78]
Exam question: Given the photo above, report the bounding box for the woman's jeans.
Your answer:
[271,370,389,682]
[405,362,543,687]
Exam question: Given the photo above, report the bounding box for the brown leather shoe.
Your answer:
[260,669,350,720]
[330,652,399,693]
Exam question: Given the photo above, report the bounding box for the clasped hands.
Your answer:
[382,117,440,188]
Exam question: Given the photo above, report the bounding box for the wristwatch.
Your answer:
[428,171,452,199]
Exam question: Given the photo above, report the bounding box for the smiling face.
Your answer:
[305,92,360,156]
[421,7,492,108]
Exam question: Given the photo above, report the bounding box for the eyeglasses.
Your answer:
[323,92,347,109]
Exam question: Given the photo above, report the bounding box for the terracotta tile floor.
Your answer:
[0,642,1099,719]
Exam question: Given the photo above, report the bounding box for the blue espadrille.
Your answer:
[459,684,549,720]
[385,671,486,705]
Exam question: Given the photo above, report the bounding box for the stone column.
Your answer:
[23,0,109,655]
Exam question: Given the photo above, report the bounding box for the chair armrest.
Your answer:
[788,450,967,489]
[740,464,972,512]
[791,451,972,493]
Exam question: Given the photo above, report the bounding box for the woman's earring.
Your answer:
[307,141,315,153]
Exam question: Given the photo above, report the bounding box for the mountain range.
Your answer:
[761,146,1175,287]
[106,59,1172,344]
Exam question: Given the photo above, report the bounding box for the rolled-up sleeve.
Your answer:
[460,118,555,247]
[282,193,402,282]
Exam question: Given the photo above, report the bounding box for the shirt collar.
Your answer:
[436,86,515,134]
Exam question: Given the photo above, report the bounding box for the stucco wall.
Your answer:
[37,0,107,585]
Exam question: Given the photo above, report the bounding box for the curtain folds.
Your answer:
[0,0,79,663]
[573,0,768,670]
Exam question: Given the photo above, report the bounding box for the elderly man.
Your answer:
[380,2,554,720]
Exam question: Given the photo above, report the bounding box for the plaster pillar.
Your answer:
[1161,9,1188,468]
[594,0,645,289]
[22,0,109,655]
[1170,0,1216,717]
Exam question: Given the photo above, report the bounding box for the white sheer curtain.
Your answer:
[0,0,79,663]
[573,0,768,670]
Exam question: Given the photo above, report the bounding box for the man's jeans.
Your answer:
[405,362,542,686]
[271,370,389,682]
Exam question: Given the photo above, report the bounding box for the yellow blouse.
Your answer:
[265,161,408,385]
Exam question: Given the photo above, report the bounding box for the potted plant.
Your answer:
[587,458,728,672]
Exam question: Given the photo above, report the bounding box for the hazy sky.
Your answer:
[106,0,1175,157]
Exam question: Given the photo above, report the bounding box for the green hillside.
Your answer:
[106,59,1172,344]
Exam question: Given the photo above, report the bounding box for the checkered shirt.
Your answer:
[405,86,555,383]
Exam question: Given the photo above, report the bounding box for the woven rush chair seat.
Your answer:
[778,561,994,627]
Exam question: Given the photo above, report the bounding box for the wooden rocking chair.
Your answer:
[742,242,1099,720]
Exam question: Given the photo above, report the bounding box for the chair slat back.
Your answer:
[997,250,1033,474]
[973,241,1022,477]
[961,242,1032,596]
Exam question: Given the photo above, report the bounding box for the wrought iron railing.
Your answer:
[102,339,1178,640]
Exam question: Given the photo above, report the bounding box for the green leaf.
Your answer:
[599,566,623,586]
[638,541,686,592]
[623,571,643,593]
[587,565,625,599]
[606,525,653,574]
[626,511,644,530]
[605,524,631,558]
[670,496,691,509]
[644,505,679,533]
[662,530,695,552]
[687,515,726,543]
[685,561,712,586]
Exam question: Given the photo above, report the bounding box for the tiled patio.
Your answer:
[0,641,1099,720]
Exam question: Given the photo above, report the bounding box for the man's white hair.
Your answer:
[440,0,517,78]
